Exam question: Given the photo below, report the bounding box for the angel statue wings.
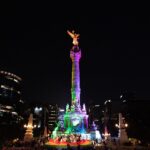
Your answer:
[67,30,80,46]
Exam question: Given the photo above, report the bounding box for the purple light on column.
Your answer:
[70,46,81,110]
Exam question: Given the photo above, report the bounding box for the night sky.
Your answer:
[0,3,150,107]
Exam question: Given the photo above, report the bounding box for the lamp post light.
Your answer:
[102,126,111,140]
[24,124,37,128]
[125,123,128,128]
[102,132,111,140]
[115,120,128,130]
[115,123,119,128]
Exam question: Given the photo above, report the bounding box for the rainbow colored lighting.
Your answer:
[45,139,92,148]
[48,31,102,148]
[70,46,81,109]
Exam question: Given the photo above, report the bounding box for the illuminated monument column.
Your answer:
[67,31,101,141]
[70,45,81,111]
[64,30,89,132]
[49,31,102,144]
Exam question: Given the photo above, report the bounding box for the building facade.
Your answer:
[0,70,24,142]
[0,70,23,124]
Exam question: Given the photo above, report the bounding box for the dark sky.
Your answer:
[0,3,150,107]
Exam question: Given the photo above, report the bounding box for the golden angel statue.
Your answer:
[67,30,80,46]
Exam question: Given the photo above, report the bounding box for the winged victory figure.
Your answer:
[67,30,80,46]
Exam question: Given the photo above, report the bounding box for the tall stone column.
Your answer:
[70,45,81,111]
